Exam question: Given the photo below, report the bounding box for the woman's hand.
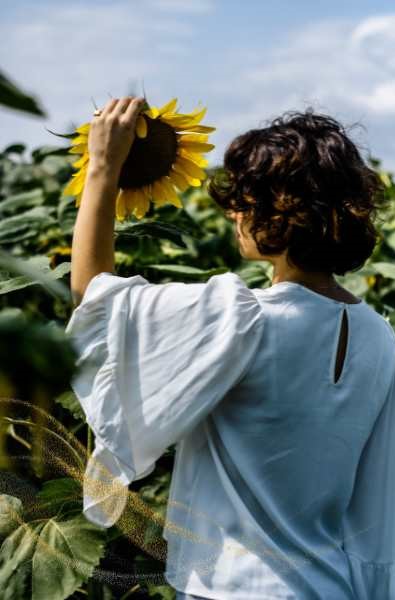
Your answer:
[87,95,145,181]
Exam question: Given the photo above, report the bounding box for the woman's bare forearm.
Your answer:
[70,164,119,308]
[69,95,145,308]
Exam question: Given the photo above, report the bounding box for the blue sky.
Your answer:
[2,0,395,172]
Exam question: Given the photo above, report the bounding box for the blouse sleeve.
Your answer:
[65,271,264,528]
[342,367,395,599]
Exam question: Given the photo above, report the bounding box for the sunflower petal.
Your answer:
[173,156,206,180]
[161,115,198,128]
[158,98,178,116]
[184,106,207,124]
[123,187,150,220]
[115,190,128,221]
[71,134,88,146]
[62,169,87,197]
[69,144,87,155]
[178,148,209,168]
[174,124,216,133]
[133,188,151,219]
[144,107,160,119]
[72,154,89,169]
[75,190,84,208]
[160,177,183,208]
[121,189,135,212]
[165,107,207,124]
[136,116,148,139]
[172,168,201,187]
[168,169,190,193]
[176,133,209,143]
[61,164,88,196]
[76,123,91,135]
[143,184,152,199]
[189,104,205,115]
[178,141,215,153]
[151,180,168,207]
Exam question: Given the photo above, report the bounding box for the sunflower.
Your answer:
[61,97,216,221]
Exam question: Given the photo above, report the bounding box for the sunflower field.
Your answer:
[1,75,395,600]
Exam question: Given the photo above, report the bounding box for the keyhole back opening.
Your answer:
[333,308,349,384]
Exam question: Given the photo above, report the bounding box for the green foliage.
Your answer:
[0,71,46,117]
[0,492,106,600]
[54,390,86,422]
[0,307,77,400]
[35,477,83,517]
[0,253,71,299]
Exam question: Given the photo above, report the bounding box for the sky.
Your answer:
[2,0,395,172]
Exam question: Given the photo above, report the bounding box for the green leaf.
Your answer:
[31,146,70,164]
[0,514,106,600]
[0,189,46,216]
[385,231,395,251]
[0,252,71,300]
[0,521,45,600]
[3,144,26,155]
[0,307,26,322]
[146,583,176,599]
[370,262,395,280]
[379,172,392,188]
[336,272,370,297]
[145,264,228,280]
[0,206,56,244]
[54,390,85,422]
[235,262,271,288]
[115,220,188,248]
[32,514,106,600]
[35,478,82,516]
[45,127,77,140]
[0,495,23,540]
[0,71,46,117]
[57,195,77,235]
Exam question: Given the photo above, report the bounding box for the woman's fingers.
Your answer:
[122,96,145,125]
[112,96,134,117]
[100,98,118,117]
[95,96,144,119]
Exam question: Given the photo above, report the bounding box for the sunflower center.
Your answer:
[118,116,178,189]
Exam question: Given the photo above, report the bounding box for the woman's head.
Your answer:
[208,108,386,276]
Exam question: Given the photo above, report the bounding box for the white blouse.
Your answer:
[65,271,395,600]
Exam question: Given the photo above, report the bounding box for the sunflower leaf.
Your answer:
[0,189,45,216]
[35,477,82,516]
[45,128,77,140]
[369,262,395,279]
[0,71,46,117]
[145,264,228,280]
[0,252,71,300]
[57,195,78,235]
[31,514,106,600]
[0,514,106,600]
[54,390,85,422]
[0,495,24,541]
[0,520,45,600]
[3,144,26,155]
[114,220,189,248]
[31,146,71,163]
[0,206,56,244]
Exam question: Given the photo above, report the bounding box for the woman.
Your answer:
[66,97,395,599]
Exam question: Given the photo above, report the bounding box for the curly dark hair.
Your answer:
[208,108,386,275]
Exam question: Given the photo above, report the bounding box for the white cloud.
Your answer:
[250,15,395,117]
[205,14,395,171]
[2,7,395,174]
[0,0,205,152]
